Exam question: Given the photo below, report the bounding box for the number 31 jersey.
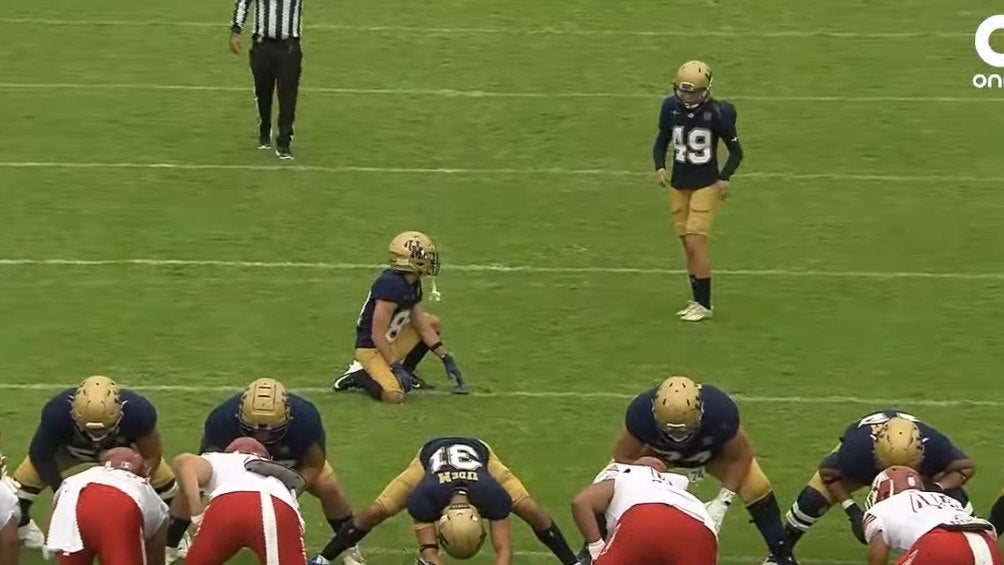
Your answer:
[406,437,513,523]
[657,97,739,190]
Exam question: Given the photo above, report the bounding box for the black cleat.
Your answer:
[411,373,436,390]
[275,144,293,160]
[258,127,271,149]
[331,370,363,392]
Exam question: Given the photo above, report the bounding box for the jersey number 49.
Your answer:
[671,126,713,165]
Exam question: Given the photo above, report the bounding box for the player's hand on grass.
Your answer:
[229,32,242,54]
[442,354,469,394]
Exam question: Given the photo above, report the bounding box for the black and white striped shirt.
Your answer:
[231,0,303,41]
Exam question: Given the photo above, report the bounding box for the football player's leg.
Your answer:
[783,471,835,548]
[401,315,439,374]
[707,457,793,561]
[353,348,406,404]
[487,454,578,565]
[989,489,1004,537]
[271,496,308,565]
[317,456,424,561]
[305,462,355,533]
[669,188,697,314]
[12,451,77,547]
[682,185,722,317]
[148,458,179,502]
[183,495,247,565]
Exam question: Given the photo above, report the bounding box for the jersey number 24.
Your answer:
[671,126,713,165]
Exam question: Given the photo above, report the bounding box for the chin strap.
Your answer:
[428,277,441,302]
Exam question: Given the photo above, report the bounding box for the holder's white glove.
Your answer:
[587,539,606,560]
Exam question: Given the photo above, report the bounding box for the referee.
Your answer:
[229,0,305,160]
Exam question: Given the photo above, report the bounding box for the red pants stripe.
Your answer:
[185,491,306,565]
[595,503,717,565]
[57,484,145,565]
[898,528,1002,565]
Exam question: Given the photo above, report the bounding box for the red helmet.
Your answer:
[867,465,923,508]
[225,437,270,459]
[100,447,148,477]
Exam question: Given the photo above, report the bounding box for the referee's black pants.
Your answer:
[249,38,302,146]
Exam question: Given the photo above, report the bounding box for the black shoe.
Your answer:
[258,127,271,149]
[276,144,293,160]
[331,370,363,392]
[411,373,436,390]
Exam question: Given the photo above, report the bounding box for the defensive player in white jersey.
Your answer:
[571,457,718,565]
[171,437,308,565]
[863,466,1001,565]
[45,447,168,565]
[0,450,21,565]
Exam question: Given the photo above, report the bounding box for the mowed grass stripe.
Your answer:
[0,82,998,104]
[0,17,971,39]
[2,161,1004,185]
[0,258,1003,281]
[0,383,998,407]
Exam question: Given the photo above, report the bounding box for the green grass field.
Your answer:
[2,0,1004,563]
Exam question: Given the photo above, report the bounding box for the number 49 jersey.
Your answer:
[406,437,513,523]
[655,97,739,190]
[355,269,423,349]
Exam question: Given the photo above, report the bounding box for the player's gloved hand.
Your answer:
[841,500,867,544]
[390,363,417,392]
[586,540,605,561]
[441,354,468,394]
[307,556,331,565]
[705,488,735,533]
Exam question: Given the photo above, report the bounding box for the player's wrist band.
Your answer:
[419,543,439,552]
[429,341,444,352]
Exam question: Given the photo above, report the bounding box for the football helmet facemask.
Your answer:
[389,231,440,277]
[673,60,713,109]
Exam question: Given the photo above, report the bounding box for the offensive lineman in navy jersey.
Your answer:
[610,377,797,564]
[12,376,176,550]
[333,231,467,403]
[308,437,579,565]
[165,378,364,564]
[652,61,743,322]
[781,410,973,553]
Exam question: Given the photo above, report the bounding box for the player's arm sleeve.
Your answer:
[28,402,70,490]
[370,276,407,303]
[231,0,252,33]
[406,493,441,524]
[622,397,650,443]
[717,103,743,180]
[652,102,672,170]
[198,411,227,453]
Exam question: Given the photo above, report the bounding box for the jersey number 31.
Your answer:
[671,126,713,165]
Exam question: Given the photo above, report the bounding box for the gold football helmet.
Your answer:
[673,60,713,109]
[70,376,123,441]
[437,502,487,559]
[874,417,924,469]
[388,231,440,277]
[238,378,292,444]
[652,376,703,442]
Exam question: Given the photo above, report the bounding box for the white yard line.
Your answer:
[0,257,1003,281]
[0,82,997,104]
[0,382,997,407]
[0,17,968,40]
[2,161,1004,185]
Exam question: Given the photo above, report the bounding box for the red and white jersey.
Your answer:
[864,490,993,551]
[0,474,18,529]
[603,464,716,537]
[200,452,300,514]
[47,466,168,553]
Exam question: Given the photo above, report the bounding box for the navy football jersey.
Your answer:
[355,269,423,348]
[406,437,512,523]
[28,388,158,489]
[624,385,740,468]
[654,97,740,190]
[200,392,326,468]
[834,410,965,484]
